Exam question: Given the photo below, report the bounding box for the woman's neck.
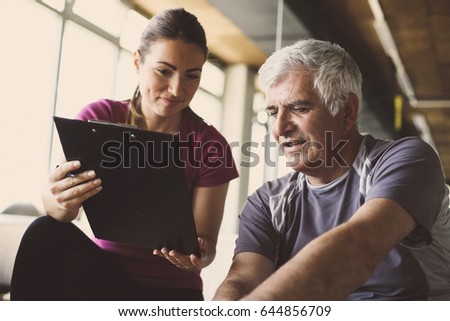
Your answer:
[141,111,183,134]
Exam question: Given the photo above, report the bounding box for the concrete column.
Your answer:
[220,64,256,234]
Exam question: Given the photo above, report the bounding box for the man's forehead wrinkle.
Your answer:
[266,70,316,110]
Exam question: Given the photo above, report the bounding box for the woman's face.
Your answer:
[133,38,205,121]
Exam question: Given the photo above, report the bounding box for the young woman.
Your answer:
[11,8,238,301]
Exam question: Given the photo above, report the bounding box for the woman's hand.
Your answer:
[42,160,102,222]
[154,183,230,271]
[153,237,209,271]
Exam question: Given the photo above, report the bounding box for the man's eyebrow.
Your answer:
[265,105,277,112]
[156,61,202,73]
[284,99,314,108]
[265,99,313,111]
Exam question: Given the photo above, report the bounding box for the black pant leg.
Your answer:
[10,215,129,300]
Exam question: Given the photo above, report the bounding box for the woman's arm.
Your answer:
[153,182,230,270]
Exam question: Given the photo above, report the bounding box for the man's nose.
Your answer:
[272,108,294,137]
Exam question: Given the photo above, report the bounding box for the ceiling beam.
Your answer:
[125,0,267,67]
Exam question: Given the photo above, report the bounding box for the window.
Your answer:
[190,89,223,130]
[0,0,226,212]
[114,50,137,100]
[56,21,118,118]
[0,0,62,211]
[40,0,65,12]
[119,10,148,52]
[72,0,129,36]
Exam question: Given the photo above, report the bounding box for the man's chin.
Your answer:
[285,155,323,171]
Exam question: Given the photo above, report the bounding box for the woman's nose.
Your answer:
[168,76,183,96]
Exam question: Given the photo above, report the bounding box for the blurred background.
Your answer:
[1,0,449,298]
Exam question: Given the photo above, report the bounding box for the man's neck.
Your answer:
[306,131,363,186]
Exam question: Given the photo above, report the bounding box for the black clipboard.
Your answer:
[53,116,200,256]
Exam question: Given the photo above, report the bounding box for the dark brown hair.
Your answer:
[128,8,208,127]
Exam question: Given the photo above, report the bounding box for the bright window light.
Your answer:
[247,123,268,194]
[190,91,223,130]
[0,0,228,213]
[120,9,148,52]
[201,61,225,97]
[41,0,65,12]
[72,0,129,36]
[115,50,138,100]
[0,0,61,211]
[55,21,117,119]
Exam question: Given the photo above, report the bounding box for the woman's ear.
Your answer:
[133,51,141,73]
[343,93,359,130]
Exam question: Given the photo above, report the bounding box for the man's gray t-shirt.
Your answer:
[235,135,450,300]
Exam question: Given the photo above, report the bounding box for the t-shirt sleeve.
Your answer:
[193,126,239,187]
[75,99,128,123]
[366,137,447,247]
[234,185,279,262]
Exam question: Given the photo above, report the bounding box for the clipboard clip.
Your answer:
[88,119,138,129]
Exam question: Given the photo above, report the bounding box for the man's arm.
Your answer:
[243,197,417,300]
[213,252,274,300]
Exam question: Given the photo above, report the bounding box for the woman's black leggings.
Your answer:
[10,215,203,300]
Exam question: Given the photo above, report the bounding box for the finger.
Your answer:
[153,249,166,259]
[154,248,199,270]
[198,237,208,252]
[57,185,102,211]
[196,237,209,259]
[54,179,102,208]
[49,170,98,195]
[153,249,183,267]
[61,170,97,190]
[57,178,102,201]
[190,254,201,266]
[50,169,100,195]
[50,160,81,182]
[169,250,199,270]
[162,248,192,269]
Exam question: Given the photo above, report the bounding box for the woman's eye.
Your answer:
[186,73,201,81]
[156,68,171,76]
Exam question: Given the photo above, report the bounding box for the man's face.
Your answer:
[265,70,348,174]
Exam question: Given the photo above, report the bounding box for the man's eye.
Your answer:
[266,110,278,117]
[290,107,309,114]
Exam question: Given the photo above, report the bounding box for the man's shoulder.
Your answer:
[363,134,433,160]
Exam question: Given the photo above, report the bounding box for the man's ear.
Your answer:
[343,93,359,130]
[133,50,141,73]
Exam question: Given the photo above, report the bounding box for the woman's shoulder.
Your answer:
[75,98,130,123]
[180,107,227,142]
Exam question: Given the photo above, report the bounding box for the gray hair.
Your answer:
[258,39,362,117]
